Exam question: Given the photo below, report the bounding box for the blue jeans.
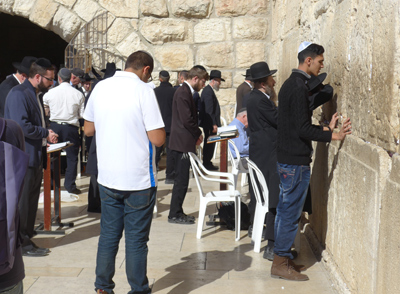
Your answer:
[274,163,310,258]
[95,184,156,294]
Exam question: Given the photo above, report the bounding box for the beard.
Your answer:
[212,83,220,92]
[37,80,50,93]
[266,86,278,106]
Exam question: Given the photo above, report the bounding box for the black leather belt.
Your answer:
[50,121,78,128]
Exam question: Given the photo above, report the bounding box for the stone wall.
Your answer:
[0,0,271,122]
[1,0,400,293]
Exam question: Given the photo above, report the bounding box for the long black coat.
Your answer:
[247,89,279,208]
[0,75,19,118]
[199,85,221,131]
[154,82,176,133]
[236,81,252,114]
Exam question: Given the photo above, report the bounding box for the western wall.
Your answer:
[1,0,400,293]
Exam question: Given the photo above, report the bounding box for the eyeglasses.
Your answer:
[40,75,54,82]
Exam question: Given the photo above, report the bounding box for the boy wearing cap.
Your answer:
[5,58,58,257]
[200,69,224,170]
[272,43,352,281]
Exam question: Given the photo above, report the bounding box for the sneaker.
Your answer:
[68,188,82,194]
[97,290,114,294]
[263,246,274,261]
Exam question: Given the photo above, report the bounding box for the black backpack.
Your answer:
[217,201,251,231]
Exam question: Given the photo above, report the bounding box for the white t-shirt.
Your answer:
[84,71,164,191]
[43,82,85,127]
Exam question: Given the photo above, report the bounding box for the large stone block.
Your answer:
[54,0,76,8]
[233,71,247,88]
[170,0,211,18]
[235,42,265,68]
[194,19,231,43]
[115,31,147,58]
[216,88,236,105]
[233,17,268,40]
[215,0,267,17]
[99,0,139,18]
[30,0,60,29]
[220,71,232,88]
[140,0,168,17]
[13,0,34,17]
[73,0,105,22]
[107,18,132,46]
[154,45,194,70]
[196,42,234,68]
[51,5,83,41]
[140,18,191,45]
[0,0,15,14]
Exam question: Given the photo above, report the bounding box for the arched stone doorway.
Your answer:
[0,12,67,82]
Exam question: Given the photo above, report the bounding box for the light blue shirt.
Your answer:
[228,118,249,158]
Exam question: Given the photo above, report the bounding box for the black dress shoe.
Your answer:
[68,188,82,194]
[23,247,49,257]
[204,164,219,171]
[168,215,195,225]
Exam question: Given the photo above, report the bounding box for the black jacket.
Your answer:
[247,89,279,208]
[0,75,19,118]
[199,85,221,130]
[169,83,202,153]
[277,70,331,165]
[154,82,176,133]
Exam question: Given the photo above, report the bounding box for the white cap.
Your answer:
[298,41,312,53]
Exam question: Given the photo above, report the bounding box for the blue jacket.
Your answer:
[4,79,48,168]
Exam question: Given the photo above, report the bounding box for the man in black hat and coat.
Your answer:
[0,56,37,118]
[246,61,280,261]
[200,69,224,170]
[236,69,253,115]
[154,70,176,183]
[5,58,58,257]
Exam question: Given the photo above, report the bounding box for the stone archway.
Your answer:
[0,12,67,82]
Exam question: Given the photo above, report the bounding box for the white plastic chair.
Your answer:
[188,152,242,241]
[246,158,270,253]
[212,116,227,160]
[227,140,249,189]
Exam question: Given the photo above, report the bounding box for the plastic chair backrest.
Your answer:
[246,158,269,206]
[189,152,236,194]
[227,139,240,171]
[220,116,227,126]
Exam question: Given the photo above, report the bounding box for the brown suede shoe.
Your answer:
[271,254,309,281]
[288,258,307,272]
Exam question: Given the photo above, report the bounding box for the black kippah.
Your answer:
[35,58,52,68]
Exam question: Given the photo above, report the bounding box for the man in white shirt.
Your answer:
[84,51,165,294]
[43,68,85,194]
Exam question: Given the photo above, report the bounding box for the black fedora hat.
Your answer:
[250,62,277,80]
[12,56,37,75]
[209,70,225,82]
[82,73,94,82]
[308,73,327,92]
[242,69,252,80]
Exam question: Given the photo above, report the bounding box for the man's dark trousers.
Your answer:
[169,150,191,218]
[202,128,215,166]
[19,166,42,247]
[50,122,80,192]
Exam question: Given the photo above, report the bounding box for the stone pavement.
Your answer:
[22,161,337,294]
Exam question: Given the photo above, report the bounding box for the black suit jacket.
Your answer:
[236,81,252,114]
[247,89,279,208]
[169,83,202,153]
[154,82,176,133]
[0,75,19,118]
[200,85,221,130]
